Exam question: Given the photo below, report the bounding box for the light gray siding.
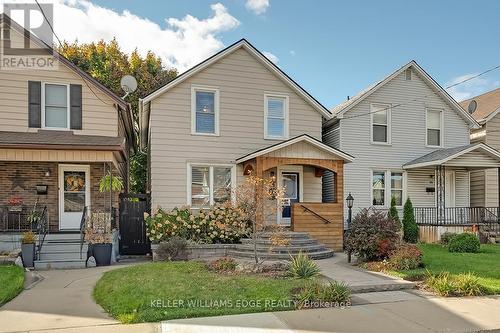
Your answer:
[149,47,323,209]
[333,67,471,217]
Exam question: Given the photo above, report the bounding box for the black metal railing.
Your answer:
[80,206,88,259]
[35,207,48,260]
[414,207,500,226]
[299,204,331,224]
[0,205,47,231]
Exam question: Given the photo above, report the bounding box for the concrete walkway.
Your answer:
[316,254,415,293]
[163,292,500,333]
[0,265,132,333]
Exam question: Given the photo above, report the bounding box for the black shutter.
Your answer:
[70,84,82,130]
[28,81,41,128]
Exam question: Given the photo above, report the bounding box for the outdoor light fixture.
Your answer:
[45,169,51,177]
[346,192,354,209]
[346,192,354,263]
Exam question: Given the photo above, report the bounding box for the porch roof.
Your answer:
[235,134,355,164]
[0,130,125,151]
[403,143,500,169]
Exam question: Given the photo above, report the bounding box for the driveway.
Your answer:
[0,264,146,333]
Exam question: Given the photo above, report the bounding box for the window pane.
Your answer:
[373,125,387,142]
[191,166,210,207]
[372,109,387,124]
[64,172,86,192]
[373,172,385,189]
[427,110,441,129]
[428,129,440,146]
[267,97,285,118]
[213,167,232,204]
[267,118,284,137]
[195,91,215,134]
[391,172,403,189]
[373,189,385,206]
[64,193,85,212]
[391,190,403,206]
[45,106,67,128]
[45,84,67,107]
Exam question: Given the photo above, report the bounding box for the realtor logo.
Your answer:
[1,3,58,70]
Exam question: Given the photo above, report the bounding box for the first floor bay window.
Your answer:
[190,165,233,208]
[391,172,403,206]
[372,170,405,207]
[372,171,385,206]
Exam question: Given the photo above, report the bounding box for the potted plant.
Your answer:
[26,199,42,229]
[84,212,113,266]
[21,231,36,268]
[7,197,23,212]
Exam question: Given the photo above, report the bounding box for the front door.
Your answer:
[445,170,455,207]
[59,165,90,230]
[280,172,300,226]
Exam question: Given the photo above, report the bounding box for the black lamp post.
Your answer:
[346,192,354,263]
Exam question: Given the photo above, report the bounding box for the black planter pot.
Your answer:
[21,243,35,268]
[92,243,112,266]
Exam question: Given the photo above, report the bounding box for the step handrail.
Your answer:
[299,204,331,224]
[36,207,48,260]
[79,206,88,260]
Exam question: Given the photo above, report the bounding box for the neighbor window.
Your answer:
[391,172,403,206]
[371,104,390,144]
[372,171,385,206]
[265,94,288,139]
[427,109,442,146]
[189,165,233,208]
[44,83,69,128]
[192,86,219,135]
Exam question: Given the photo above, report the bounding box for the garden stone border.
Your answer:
[152,243,236,261]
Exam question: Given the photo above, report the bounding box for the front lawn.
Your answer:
[0,265,24,306]
[390,243,500,294]
[94,261,306,323]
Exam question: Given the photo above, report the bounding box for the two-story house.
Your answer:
[460,88,500,208]
[323,61,500,241]
[0,14,134,266]
[140,39,353,251]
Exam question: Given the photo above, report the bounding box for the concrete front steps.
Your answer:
[228,232,334,260]
[34,232,88,269]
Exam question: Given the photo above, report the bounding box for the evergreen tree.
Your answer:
[402,197,419,243]
[389,196,400,226]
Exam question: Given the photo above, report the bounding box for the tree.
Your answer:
[234,174,286,264]
[402,197,419,243]
[58,40,177,192]
[388,197,400,225]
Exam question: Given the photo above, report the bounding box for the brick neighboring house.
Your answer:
[0,14,134,236]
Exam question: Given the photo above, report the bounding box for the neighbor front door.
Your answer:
[280,172,300,226]
[445,170,455,207]
[59,165,90,230]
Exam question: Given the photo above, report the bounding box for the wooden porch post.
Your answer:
[255,156,264,230]
[436,165,446,223]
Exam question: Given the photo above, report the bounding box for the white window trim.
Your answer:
[41,82,70,130]
[370,103,391,145]
[191,85,220,136]
[390,171,404,207]
[370,169,406,208]
[426,108,444,148]
[264,93,289,140]
[186,163,236,208]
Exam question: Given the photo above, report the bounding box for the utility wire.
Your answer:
[35,0,116,107]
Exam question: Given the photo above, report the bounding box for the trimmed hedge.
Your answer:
[448,233,480,253]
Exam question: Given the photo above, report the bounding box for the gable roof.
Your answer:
[331,60,480,129]
[140,39,331,118]
[459,88,500,124]
[403,142,500,169]
[235,134,354,164]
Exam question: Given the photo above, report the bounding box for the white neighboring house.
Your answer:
[323,61,500,236]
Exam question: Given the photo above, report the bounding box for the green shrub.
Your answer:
[287,252,320,279]
[345,208,400,261]
[402,198,418,243]
[295,281,351,309]
[388,244,423,270]
[440,232,457,245]
[388,197,400,225]
[209,257,237,272]
[455,272,483,296]
[155,237,188,261]
[426,272,455,296]
[448,233,480,253]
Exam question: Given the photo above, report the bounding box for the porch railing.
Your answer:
[0,205,48,232]
[414,207,500,226]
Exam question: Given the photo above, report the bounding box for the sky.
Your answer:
[2,0,499,108]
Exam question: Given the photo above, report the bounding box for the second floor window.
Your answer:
[192,86,219,135]
[427,108,442,147]
[371,103,390,144]
[44,83,69,129]
[265,94,288,139]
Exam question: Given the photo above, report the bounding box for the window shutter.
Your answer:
[28,81,41,128]
[70,84,82,130]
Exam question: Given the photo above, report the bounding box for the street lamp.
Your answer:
[346,193,354,263]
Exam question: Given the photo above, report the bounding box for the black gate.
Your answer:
[119,193,151,255]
